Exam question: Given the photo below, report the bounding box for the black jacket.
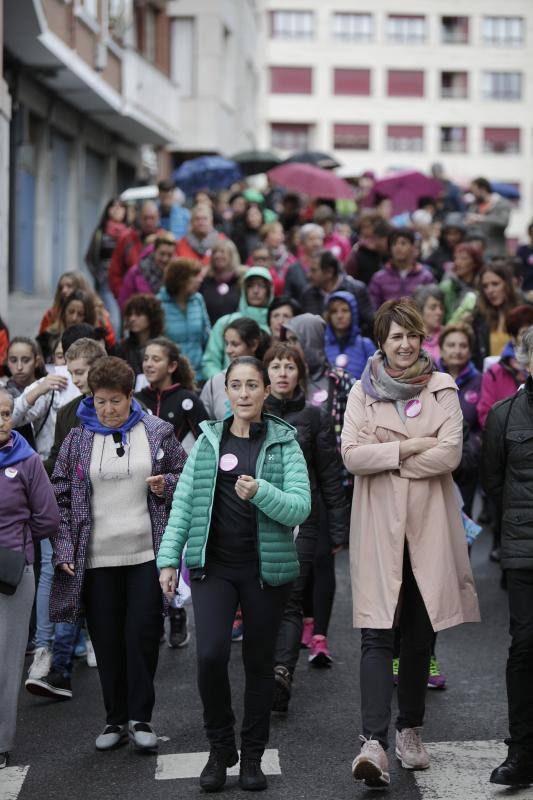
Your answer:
[200,274,241,325]
[44,395,84,476]
[470,313,491,371]
[135,384,207,445]
[482,378,533,569]
[264,389,349,546]
[345,243,385,286]
[115,335,145,376]
[300,274,374,339]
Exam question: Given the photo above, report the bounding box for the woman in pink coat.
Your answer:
[341,299,480,790]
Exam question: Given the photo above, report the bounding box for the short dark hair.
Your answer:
[225,356,270,387]
[319,250,341,276]
[506,305,533,338]
[373,298,425,348]
[472,177,492,194]
[164,258,202,298]
[61,323,102,353]
[389,227,416,247]
[88,356,135,396]
[123,293,164,337]
[158,179,176,192]
[224,317,262,351]
[263,342,307,385]
[267,296,302,327]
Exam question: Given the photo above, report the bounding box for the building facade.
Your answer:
[259,0,533,239]
[2,0,181,311]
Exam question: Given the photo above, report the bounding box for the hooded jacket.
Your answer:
[324,291,376,380]
[201,266,274,379]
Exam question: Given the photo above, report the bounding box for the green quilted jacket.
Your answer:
[157,414,311,586]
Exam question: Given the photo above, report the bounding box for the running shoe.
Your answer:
[300,617,314,649]
[308,635,333,668]
[393,657,399,687]
[232,608,243,642]
[427,655,446,689]
[25,669,72,700]
[352,736,390,788]
[168,607,190,648]
[395,727,430,770]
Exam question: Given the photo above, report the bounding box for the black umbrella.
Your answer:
[284,150,341,170]
[231,150,282,176]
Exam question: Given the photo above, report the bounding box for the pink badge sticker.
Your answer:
[217,283,230,296]
[219,453,238,472]
[312,389,328,406]
[464,390,479,404]
[405,399,422,418]
[335,354,349,368]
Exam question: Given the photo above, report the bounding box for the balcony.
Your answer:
[121,50,180,144]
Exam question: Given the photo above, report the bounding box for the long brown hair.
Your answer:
[476,263,518,331]
[52,271,92,311]
[146,337,196,391]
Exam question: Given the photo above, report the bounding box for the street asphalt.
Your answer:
[5,528,524,800]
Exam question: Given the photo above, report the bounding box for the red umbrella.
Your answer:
[371,170,443,214]
[267,163,355,200]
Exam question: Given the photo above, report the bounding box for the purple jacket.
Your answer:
[118,262,155,309]
[368,262,434,310]
[0,452,60,564]
[49,414,186,623]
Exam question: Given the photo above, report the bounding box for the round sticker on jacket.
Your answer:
[312,389,328,405]
[5,467,18,478]
[217,283,229,296]
[219,453,238,471]
[182,398,194,411]
[335,354,349,368]
[405,399,422,418]
[464,390,479,405]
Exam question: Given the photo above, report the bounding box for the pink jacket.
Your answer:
[118,263,153,310]
[477,362,520,428]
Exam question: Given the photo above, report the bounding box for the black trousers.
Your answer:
[274,529,317,673]
[506,569,533,756]
[360,548,434,750]
[191,560,291,759]
[302,500,336,636]
[83,559,163,725]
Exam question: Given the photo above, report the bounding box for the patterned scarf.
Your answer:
[186,230,220,257]
[139,253,164,294]
[361,351,434,402]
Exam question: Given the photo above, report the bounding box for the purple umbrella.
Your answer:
[267,163,354,200]
[371,171,443,215]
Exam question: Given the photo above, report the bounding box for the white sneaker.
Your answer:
[395,728,430,770]
[28,647,53,680]
[128,721,157,751]
[86,639,97,668]
[352,736,390,788]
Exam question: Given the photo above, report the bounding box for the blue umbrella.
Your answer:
[491,182,520,200]
[172,156,243,196]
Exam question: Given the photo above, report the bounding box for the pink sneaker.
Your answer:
[308,635,333,668]
[300,617,314,649]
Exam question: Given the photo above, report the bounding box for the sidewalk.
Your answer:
[7,291,52,337]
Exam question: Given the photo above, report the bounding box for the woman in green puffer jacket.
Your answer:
[158,356,310,793]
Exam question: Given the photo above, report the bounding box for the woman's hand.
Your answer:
[235,475,258,501]
[59,563,75,576]
[146,475,165,497]
[399,437,438,460]
[159,567,177,596]
[356,426,379,444]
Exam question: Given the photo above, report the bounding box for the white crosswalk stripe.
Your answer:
[0,766,29,800]
[414,741,533,799]
[155,748,281,780]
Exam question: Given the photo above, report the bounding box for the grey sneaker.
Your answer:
[352,736,390,788]
[395,728,430,770]
[128,721,157,751]
[28,646,52,680]
[95,724,128,751]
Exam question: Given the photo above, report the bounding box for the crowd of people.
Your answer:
[1,172,533,791]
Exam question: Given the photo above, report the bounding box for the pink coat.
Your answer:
[477,362,520,429]
[341,372,480,632]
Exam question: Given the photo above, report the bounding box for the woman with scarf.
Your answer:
[49,357,186,752]
[0,388,59,770]
[118,233,176,310]
[342,299,479,790]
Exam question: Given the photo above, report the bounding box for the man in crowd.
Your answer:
[466,177,511,258]
[108,201,164,298]
[175,203,224,265]
[345,214,392,285]
[158,179,190,241]
[368,228,434,310]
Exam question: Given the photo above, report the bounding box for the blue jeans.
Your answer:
[35,538,55,649]
[99,281,122,338]
[53,621,83,679]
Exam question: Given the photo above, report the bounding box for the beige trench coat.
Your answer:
[341,371,480,632]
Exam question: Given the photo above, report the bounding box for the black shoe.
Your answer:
[239,757,267,791]
[199,748,239,792]
[272,665,291,714]
[490,753,533,786]
[0,752,9,769]
[168,607,190,648]
[25,669,72,699]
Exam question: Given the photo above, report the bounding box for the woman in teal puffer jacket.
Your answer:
[158,356,310,793]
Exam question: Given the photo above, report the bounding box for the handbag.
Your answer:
[0,545,26,595]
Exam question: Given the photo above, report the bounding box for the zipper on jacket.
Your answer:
[254,442,268,588]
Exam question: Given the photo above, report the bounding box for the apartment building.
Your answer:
[259,0,533,238]
[2,0,181,304]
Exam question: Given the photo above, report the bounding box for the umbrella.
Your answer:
[172,156,242,196]
[284,150,341,170]
[371,170,442,215]
[231,150,282,176]
[491,182,520,200]
[267,163,355,201]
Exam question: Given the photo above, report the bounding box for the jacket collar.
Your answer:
[200,412,296,448]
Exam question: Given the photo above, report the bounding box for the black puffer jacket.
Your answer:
[135,384,208,448]
[482,378,533,569]
[264,388,349,546]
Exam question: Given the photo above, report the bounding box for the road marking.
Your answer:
[0,766,29,800]
[155,749,281,780]
[415,741,533,799]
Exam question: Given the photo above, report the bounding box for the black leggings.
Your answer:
[302,500,335,636]
[191,560,291,759]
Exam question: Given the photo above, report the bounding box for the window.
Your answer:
[440,16,469,44]
[171,18,195,97]
[440,72,468,99]
[386,125,424,152]
[482,72,522,100]
[483,17,524,46]
[270,11,314,39]
[271,124,310,151]
[331,13,373,42]
[333,69,370,96]
[483,128,520,154]
[387,70,424,97]
[270,67,312,94]
[440,127,467,153]
[333,124,370,150]
[144,5,156,63]
[387,15,426,44]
